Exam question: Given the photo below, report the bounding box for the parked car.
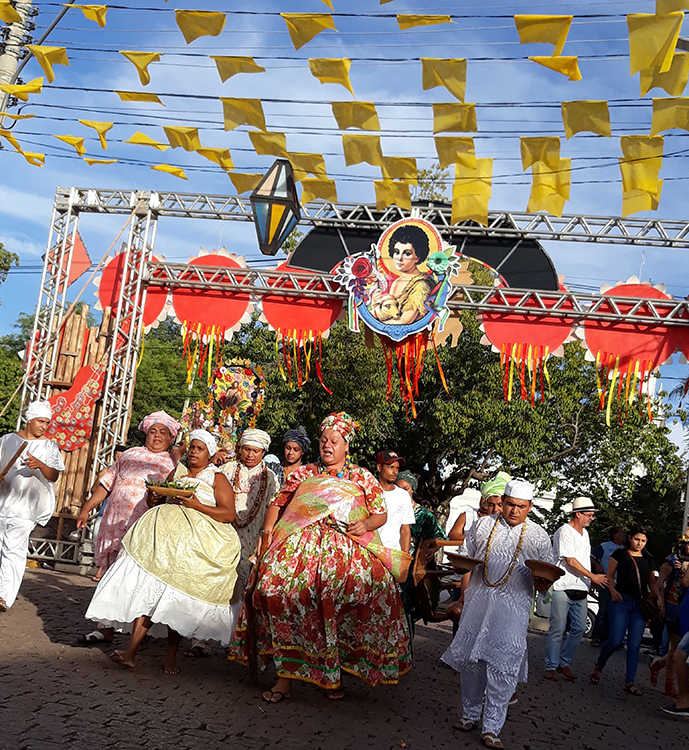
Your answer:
[534,588,598,638]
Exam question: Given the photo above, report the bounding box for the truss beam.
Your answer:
[56,186,689,248]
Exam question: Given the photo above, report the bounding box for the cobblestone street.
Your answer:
[0,569,686,750]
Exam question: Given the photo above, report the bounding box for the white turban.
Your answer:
[504,478,534,501]
[189,429,217,457]
[239,428,271,452]
[25,400,52,422]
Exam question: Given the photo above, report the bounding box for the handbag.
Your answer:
[629,552,661,621]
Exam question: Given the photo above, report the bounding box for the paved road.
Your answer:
[0,569,686,750]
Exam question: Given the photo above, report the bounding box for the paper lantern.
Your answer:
[250,159,301,256]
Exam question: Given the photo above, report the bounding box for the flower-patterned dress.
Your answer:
[228,462,411,689]
[94,447,175,571]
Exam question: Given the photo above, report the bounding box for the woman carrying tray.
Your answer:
[85,429,240,674]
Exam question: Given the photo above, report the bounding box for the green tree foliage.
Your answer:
[0,242,19,309]
[413,164,451,202]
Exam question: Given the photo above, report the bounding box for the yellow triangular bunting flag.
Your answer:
[628,12,683,75]
[301,178,338,204]
[163,126,201,152]
[71,5,108,27]
[0,1,22,24]
[452,159,493,225]
[0,112,35,121]
[640,52,689,96]
[211,56,265,83]
[125,132,169,150]
[342,134,384,167]
[433,103,477,134]
[54,134,86,156]
[23,151,45,167]
[451,191,490,226]
[309,59,354,95]
[529,56,582,81]
[435,136,477,169]
[289,153,328,181]
[196,147,234,170]
[84,158,118,165]
[220,97,266,131]
[26,46,69,84]
[397,15,452,30]
[175,10,226,44]
[622,184,662,216]
[651,97,689,134]
[421,58,466,102]
[281,14,336,51]
[229,172,263,194]
[0,77,43,101]
[331,101,380,130]
[374,180,411,210]
[151,164,188,180]
[514,15,573,56]
[116,90,164,106]
[520,136,561,170]
[656,0,689,12]
[381,157,417,184]
[78,120,113,149]
[119,51,161,86]
[0,129,23,153]
[527,159,572,216]
[561,101,611,138]
[249,131,288,158]
[318,0,334,8]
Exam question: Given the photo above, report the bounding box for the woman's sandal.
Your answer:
[589,668,600,685]
[453,719,476,732]
[324,688,345,700]
[482,734,504,749]
[262,689,289,704]
[624,683,642,696]
[650,658,662,686]
[76,631,112,646]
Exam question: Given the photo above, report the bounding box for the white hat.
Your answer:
[239,428,271,452]
[25,400,52,422]
[188,429,217,457]
[570,496,596,513]
[504,478,534,501]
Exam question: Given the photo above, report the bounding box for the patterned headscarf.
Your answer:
[319,412,360,443]
[397,470,418,493]
[239,428,271,452]
[480,471,512,499]
[282,426,311,453]
[188,429,217,457]
[138,410,181,439]
[25,400,52,422]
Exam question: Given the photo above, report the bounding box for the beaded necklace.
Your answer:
[482,516,527,588]
[230,462,268,529]
[317,456,352,478]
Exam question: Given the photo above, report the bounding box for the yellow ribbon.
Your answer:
[630,359,640,405]
[276,330,287,382]
[606,356,620,426]
[543,346,552,397]
[507,343,517,402]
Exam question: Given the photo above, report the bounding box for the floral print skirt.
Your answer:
[228,520,411,688]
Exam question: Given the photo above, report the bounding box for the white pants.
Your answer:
[459,660,518,737]
[0,517,36,608]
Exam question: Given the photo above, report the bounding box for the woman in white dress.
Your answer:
[85,429,240,674]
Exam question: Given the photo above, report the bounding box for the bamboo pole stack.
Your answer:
[49,305,113,536]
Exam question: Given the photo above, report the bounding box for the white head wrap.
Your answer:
[25,400,52,422]
[239,428,271,452]
[189,429,217,457]
[504,478,534,501]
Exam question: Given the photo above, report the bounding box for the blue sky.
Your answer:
[0,0,687,441]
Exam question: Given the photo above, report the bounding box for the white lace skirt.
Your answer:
[85,553,240,645]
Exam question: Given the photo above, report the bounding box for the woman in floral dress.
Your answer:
[228,412,411,702]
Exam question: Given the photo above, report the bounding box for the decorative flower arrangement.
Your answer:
[334,251,384,302]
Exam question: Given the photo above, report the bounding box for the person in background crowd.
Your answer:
[85,430,240,674]
[650,535,689,697]
[90,444,127,583]
[0,400,64,612]
[544,498,607,681]
[229,412,410,703]
[377,450,415,553]
[590,526,626,646]
[76,411,181,645]
[395,470,447,636]
[273,426,311,488]
[590,524,660,696]
[448,472,511,545]
[661,558,689,717]
[442,479,555,750]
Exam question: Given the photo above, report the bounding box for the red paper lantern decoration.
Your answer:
[582,280,678,424]
[260,261,343,391]
[481,290,576,404]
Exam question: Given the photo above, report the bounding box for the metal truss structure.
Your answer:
[20,186,689,563]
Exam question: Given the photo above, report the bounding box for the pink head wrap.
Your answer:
[319,412,360,443]
[137,410,181,439]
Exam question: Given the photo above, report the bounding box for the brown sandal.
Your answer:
[482,734,504,749]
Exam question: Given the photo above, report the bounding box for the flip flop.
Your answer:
[76,631,112,646]
[625,683,642,696]
[650,658,662,686]
[482,734,504,749]
[589,667,600,685]
[453,719,476,732]
[324,689,345,700]
[185,645,211,658]
[262,689,289,704]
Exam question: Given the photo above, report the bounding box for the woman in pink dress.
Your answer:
[76,410,181,644]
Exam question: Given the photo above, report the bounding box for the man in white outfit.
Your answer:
[441,478,555,750]
[0,400,64,611]
[376,450,415,553]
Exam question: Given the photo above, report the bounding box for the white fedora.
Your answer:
[570,496,596,514]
